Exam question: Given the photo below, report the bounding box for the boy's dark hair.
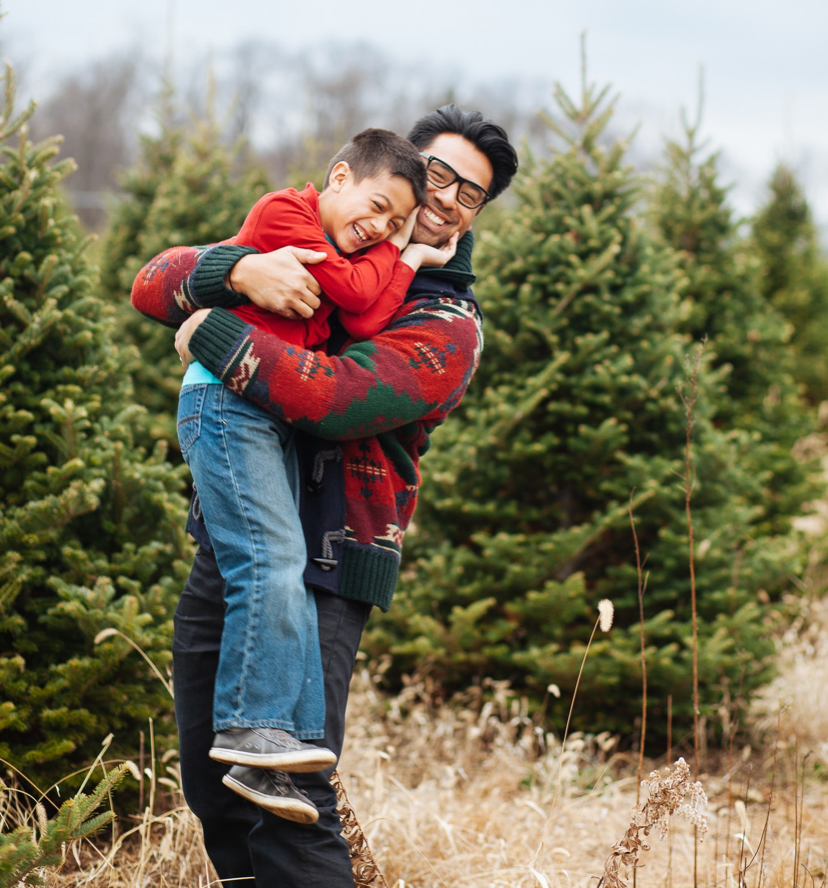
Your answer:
[407,104,518,201]
[324,129,427,204]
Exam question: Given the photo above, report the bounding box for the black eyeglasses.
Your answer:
[419,153,490,209]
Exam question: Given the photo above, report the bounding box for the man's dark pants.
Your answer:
[173,546,371,887]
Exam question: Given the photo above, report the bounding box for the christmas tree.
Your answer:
[99,87,270,454]
[650,111,816,527]
[0,62,191,788]
[751,163,828,404]
[366,72,810,746]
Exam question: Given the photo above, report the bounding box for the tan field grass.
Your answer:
[23,590,828,888]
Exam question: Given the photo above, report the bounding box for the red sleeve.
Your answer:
[191,299,483,440]
[238,191,405,314]
[336,263,415,341]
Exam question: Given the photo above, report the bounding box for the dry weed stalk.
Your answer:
[597,757,708,888]
[677,341,705,781]
[332,770,389,888]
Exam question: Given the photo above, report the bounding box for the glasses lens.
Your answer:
[426,158,455,187]
[457,183,487,209]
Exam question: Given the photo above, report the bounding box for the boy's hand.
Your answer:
[228,246,325,319]
[399,232,459,273]
[175,308,211,368]
[387,207,418,252]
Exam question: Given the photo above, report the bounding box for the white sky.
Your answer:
[4,0,828,231]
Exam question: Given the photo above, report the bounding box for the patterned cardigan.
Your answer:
[131,235,483,611]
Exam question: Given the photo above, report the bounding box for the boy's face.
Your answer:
[413,133,494,248]
[323,163,417,255]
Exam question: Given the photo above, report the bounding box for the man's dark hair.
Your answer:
[407,104,518,201]
[324,129,427,204]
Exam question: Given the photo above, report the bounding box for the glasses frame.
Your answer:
[419,153,491,210]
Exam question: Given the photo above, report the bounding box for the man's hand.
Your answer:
[227,246,326,320]
[175,308,212,369]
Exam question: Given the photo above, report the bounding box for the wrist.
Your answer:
[401,244,423,272]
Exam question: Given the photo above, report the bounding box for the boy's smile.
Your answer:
[320,163,417,255]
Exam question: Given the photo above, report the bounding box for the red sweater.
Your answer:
[230,184,415,347]
[131,236,481,611]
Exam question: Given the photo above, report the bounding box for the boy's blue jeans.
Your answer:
[177,383,325,738]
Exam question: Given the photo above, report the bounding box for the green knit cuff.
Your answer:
[338,545,400,613]
[189,308,249,376]
[191,245,259,308]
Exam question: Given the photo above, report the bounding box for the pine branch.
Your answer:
[0,764,127,888]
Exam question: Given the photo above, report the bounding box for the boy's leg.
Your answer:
[174,546,371,888]
[177,384,326,737]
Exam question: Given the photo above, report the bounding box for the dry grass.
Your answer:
[1,574,824,887]
[16,602,825,888]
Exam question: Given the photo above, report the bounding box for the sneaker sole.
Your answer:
[209,747,337,772]
[222,773,319,823]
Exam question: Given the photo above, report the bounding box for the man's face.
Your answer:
[412,133,494,248]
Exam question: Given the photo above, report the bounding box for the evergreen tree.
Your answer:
[751,163,828,403]
[649,112,810,443]
[365,74,810,747]
[99,89,270,454]
[650,113,816,528]
[0,63,191,788]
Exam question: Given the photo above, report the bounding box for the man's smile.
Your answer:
[422,205,449,227]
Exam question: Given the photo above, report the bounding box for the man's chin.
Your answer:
[412,221,452,249]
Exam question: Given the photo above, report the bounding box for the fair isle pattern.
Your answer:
[226,341,261,396]
[294,348,325,384]
[412,341,449,375]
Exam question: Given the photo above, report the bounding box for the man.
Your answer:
[131,104,518,886]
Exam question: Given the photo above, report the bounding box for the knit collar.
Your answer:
[417,229,476,287]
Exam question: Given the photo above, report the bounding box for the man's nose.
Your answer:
[432,181,460,208]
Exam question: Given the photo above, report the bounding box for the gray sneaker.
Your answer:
[209,728,336,771]
[222,766,319,823]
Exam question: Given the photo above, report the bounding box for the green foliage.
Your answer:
[649,113,812,447]
[365,74,812,749]
[98,87,271,453]
[0,764,127,887]
[0,62,191,786]
[750,163,828,404]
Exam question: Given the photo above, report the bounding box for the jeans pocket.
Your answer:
[177,384,206,457]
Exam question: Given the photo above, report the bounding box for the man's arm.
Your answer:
[130,244,325,327]
[177,297,483,441]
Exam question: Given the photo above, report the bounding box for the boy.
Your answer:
[174,129,455,823]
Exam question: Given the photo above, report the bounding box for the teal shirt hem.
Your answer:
[182,360,222,386]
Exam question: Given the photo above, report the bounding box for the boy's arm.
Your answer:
[130,244,324,326]
[244,193,414,314]
[335,233,460,342]
[180,298,482,440]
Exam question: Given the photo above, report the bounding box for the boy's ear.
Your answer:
[327,161,352,192]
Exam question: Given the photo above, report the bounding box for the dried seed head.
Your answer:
[598,599,614,632]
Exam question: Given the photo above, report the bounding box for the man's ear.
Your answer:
[327,161,352,192]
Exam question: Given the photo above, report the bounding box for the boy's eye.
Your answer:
[373,201,384,212]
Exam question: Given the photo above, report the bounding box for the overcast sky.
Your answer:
[4,0,828,230]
